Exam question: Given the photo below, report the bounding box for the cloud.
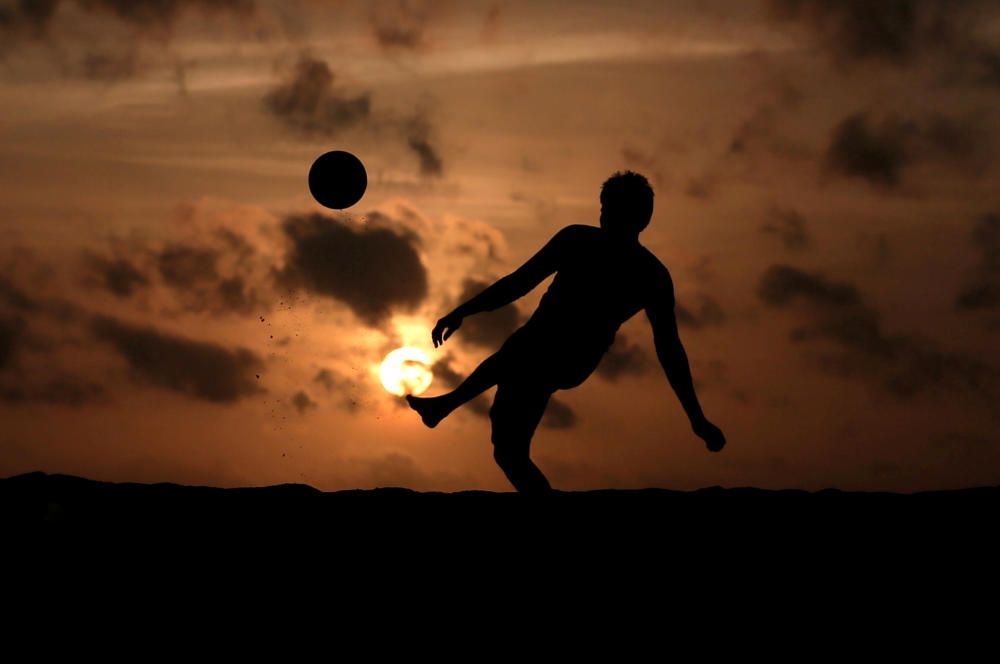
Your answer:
[369,0,436,51]
[83,222,270,317]
[0,256,109,406]
[262,54,445,176]
[92,314,263,402]
[761,207,810,251]
[676,295,726,329]
[0,373,105,406]
[405,112,444,177]
[728,106,782,156]
[824,112,988,188]
[541,397,577,429]
[766,0,950,64]
[758,264,996,398]
[0,316,24,370]
[956,213,1000,310]
[0,274,39,313]
[276,212,428,325]
[824,113,913,188]
[263,54,371,136]
[595,333,650,381]
[0,307,106,407]
[291,390,316,414]
[84,254,150,297]
[1,0,255,56]
[765,0,1000,85]
[684,175,716,200]
[78,0,254,35]
[0,1,58,42]
[314,368,361,412]
[452,278,522,349]
[157,244,219,288]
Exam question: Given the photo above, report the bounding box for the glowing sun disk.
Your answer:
[380,347,433,396]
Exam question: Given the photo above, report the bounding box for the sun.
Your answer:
[380,347,434,396]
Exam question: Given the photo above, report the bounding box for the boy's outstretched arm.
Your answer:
[431,226,573,347]
[646,287,727,452]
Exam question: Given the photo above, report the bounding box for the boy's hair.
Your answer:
[600,170,654,233]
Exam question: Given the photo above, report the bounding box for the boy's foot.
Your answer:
[405,394,450,428]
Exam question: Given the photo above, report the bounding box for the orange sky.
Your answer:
[1,0,998,491]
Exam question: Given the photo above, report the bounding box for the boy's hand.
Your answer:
[432,312,463,348]
[692,416,726,452]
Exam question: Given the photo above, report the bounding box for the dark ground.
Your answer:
[5,471,998,537]
[4,472,999,601]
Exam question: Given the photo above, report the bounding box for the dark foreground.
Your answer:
[4,472,999,594]
[5,471,998,535]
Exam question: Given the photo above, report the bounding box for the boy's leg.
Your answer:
[489,381,553,493]
[406,350,506,428]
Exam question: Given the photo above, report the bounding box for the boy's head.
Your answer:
[599,170,654,235]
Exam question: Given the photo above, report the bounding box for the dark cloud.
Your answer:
[0,373,105,406]
[758,264,996,398]
[155,232,264,315]
[480,3,501,42]
[767,0,1000,89]
[0,0,64,42]
[157,244,219,288]
[406,113,444,177]
[291,390,316,414]
[276,212,427,325]
[855,232,892,269]
[824,112,987,189]
[596,333,650,381]
[1,0,254,47]
[92,314,263,402]
[957,213,1000,311]
[85,255,150,297]
[453,278,521,349]
[766,1,999,71]
[263,54,371,136]
[0,275,38,313]
[761,207,810,251]
[314,368,361,412]
[541,397,577,430]
[766,0,947,64]
[262,54,445,177]
[728,106,780,155]
[0,316,24,370]
[369,0,432,50]
[684,176,715,200]
[78,0,254,34]
[676,295,726,329]
[825,113,913,188]
[84,225,268,316]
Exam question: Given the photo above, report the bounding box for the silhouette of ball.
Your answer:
[308,150,367,210]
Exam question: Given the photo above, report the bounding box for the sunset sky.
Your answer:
[2,0,998,492]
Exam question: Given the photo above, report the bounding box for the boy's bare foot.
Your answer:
[406,394,450,428]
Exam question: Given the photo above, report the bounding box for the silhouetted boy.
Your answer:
[407,171,726,492]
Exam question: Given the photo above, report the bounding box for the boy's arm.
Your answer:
[645,274,726,452]
[432,226,574,347]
